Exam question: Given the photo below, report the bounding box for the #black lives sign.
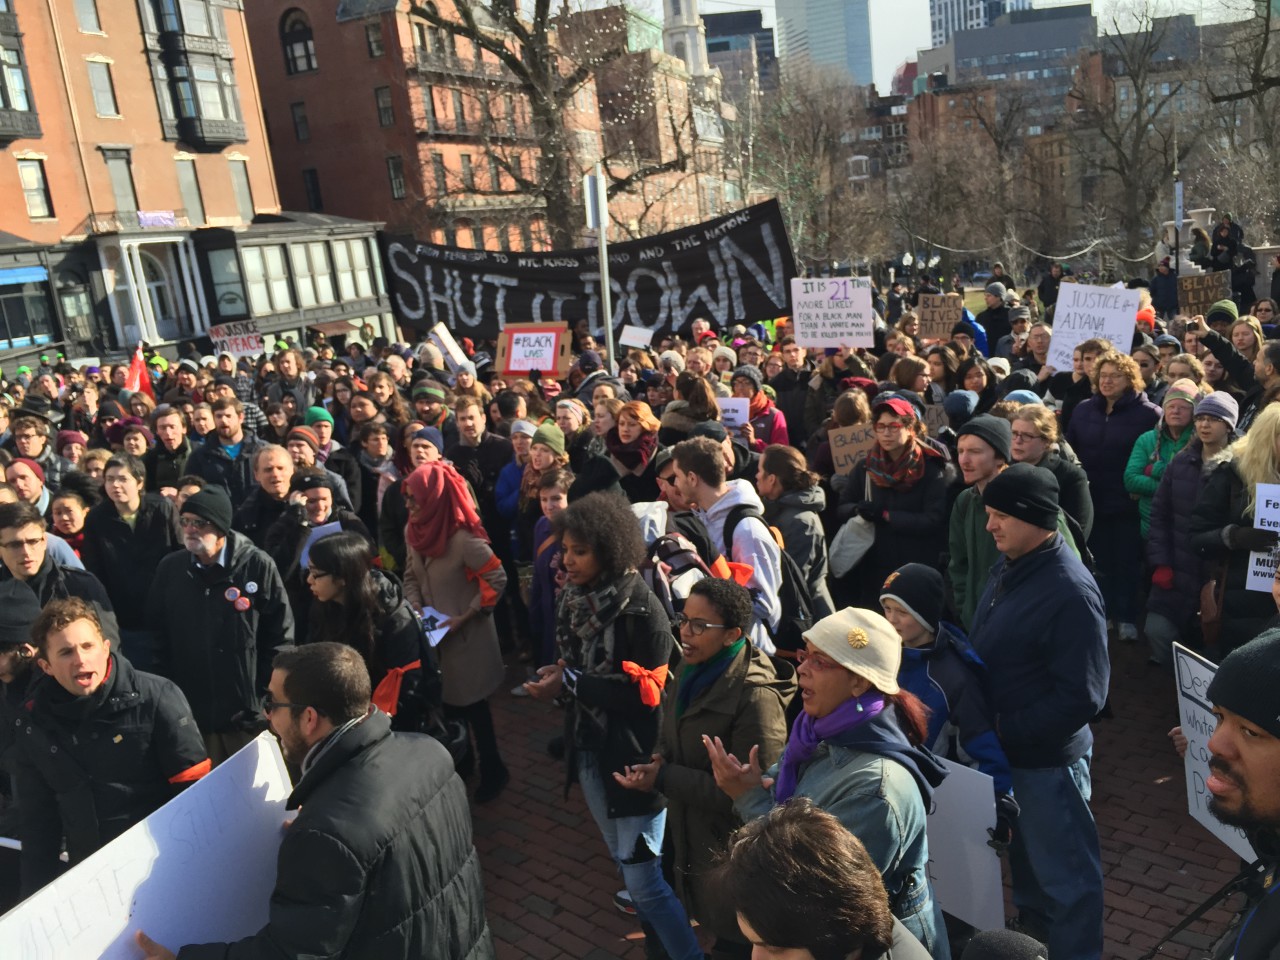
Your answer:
[381,200,796,340]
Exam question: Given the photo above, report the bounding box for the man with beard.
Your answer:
[135,642,493,960]
[185,398,265,507]
[1199,632,1280,959]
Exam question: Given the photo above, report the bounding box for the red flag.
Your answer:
[124,343,156,400]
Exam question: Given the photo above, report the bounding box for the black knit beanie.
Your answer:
[982,463,1059,531]
[181,486,234,535]
[880,563,944,633]
[957,414,1012,463]
[1207,629,1280,739]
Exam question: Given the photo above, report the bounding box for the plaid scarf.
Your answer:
[865,438,937,491]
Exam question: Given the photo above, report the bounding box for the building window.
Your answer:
[194,63,233,120]
[302,167,323,211]
[431,152,447,195]
[180,0,213,37]
[102,149,137,212]
[87,61,120,116]
[375,86,394,126]
[366,22,384,57]
[291,101,309,140]
[0,284,54,349]
[1,49,31,112]
[230,159,254,221]
[74,0,102,32]
[18,160,53,219]
[241,245,293,315]
[332,239,373,301]
[290,242,335,308]
[489,155,501,191]
[460,153,474,190]
[451,89,466,131]
[176,158,205,224]
[281,10,318,75]
[387,156,406,199]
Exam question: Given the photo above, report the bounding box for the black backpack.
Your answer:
[723,505,815,653]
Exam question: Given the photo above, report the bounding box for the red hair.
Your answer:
[618,400,660,434]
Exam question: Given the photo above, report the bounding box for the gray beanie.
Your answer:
[731,364,763,393]
[1194,392,1239,431]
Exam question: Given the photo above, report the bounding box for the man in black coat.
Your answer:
[976,281,1013,347]
[14,597,209,895]
[146,486,294,764]
[145,404,194,495]
[232,444,295,548]
[768,337,813,452]
[137,642,493,960]
[185,398,265,507]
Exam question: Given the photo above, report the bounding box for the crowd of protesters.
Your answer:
[0,240,1279,960]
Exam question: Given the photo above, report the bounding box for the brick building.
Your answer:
[0,0,390,366]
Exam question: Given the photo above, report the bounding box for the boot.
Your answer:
[468,700,509,804]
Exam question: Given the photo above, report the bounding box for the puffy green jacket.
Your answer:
[1123,425,1192,537]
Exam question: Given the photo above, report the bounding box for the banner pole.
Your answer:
[595,162,616,373]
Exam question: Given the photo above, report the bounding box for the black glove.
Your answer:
[987,793,1020,854]
[852,500,879,522]
[1226,525,1279,553]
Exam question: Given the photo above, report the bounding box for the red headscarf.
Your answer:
[403,462,489,558]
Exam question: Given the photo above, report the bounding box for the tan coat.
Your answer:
[657,644,795,939]
[404,529,507,707]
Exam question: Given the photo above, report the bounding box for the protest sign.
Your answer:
[1172,644,1257,861]
[496,323,570,377]
[1178,271,1231,316]
[922,403,949,438]
[428,322,468,371]
[1245,483,1280,591]
[209,320,263,360]
[383,200,795,339]
[1045,285,1141,372]
[925,759,1006,932]
[717,397,749,429]
[0,734,291,960]
[790,277,875,348]
[619,325,654,349]
[830,423,876,476]
[916,294,963,340]
[419,606,450,647]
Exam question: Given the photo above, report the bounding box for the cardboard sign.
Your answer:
[916,294,963,340]
[922,403,949,437]
[925,759,1006,933]
[619,325,654,349]
[829,423,876,476]
[209,320,263,360]
[717,397,749,429]
[1172,644,1257,861]
[1045,285,1141,372]
[427,322,468,372]
[1178,271,1231,316]
[495,323,571,378]
[0,734,291,959]
[790,277,875,348]
[1245,483,1280,591]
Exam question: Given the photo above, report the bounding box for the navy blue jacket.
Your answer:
[969,535,1110,768]
[1065,389,1161,519]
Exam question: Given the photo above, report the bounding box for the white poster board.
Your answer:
[506,329,561,372]
[1172,644,1257,861]
[1045,285,1140,372]
[1246,483,1280,591]
[428,322,468,372]
[790,277,875,348]
[209,320,264,360]
[0,734,292,959]
[717,397,749,429]
[925,759,1006,933]
[619,325,654,349]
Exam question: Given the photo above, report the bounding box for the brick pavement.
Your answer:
[475,636,1251,959]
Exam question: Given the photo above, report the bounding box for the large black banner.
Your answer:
[380,200,795,340]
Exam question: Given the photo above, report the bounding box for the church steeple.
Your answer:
[662,0,710,78]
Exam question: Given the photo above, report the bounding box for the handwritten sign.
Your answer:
[917,294,963,340]
[717,397,749,429]
[1245,483,1280,591]
[619,325,654,349]
[790,277,875,348]
[922,403,949,437]
[0,734,291,959]
[925,759,1006,933]
[830,423,876,476]
[1172,644,1256,861]
[209,320,263,360]
[496,323,570,377]
[428,322,468,371]
[1045,285,1140,372]
[1178,271,1231,316]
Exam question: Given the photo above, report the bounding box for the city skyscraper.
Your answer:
[774,0,877,86]
[929,0,1032,48]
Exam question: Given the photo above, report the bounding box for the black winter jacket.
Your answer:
[145,437,193,491]
[0,555,119,643]
[15,653,209,894]
[81,494,182,628]
[178,711,493,960]
[1147,441,1225,625]
[232,487,291,549]
[769,364,813,452]
[146,531,295,732]
[186,433,266,507]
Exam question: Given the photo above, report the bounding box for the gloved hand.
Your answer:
[1151,565,1175,591]
[1226,525,1280,553]
[987,793,1020,855]
[852,501,879,522]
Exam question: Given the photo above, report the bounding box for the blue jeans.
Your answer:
[577,752,702,960]
[1009,754,1104,960]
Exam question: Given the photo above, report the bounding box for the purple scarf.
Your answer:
[773,692,885,802]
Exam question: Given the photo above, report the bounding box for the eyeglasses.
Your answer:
[1097,373,1126,383]
[873,421,907,433]
[673,614,728,636]
[796,649,840,671]
[1011,430,1044,443]
[0,537,42,551]
[261,693,308,715]
[177,516,214,531]
[305,568,330,581]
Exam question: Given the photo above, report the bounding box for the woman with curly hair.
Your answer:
[1066,349,1161,641]
[366,370,411,428]
[607,400,664,503]
[524,492,702,960]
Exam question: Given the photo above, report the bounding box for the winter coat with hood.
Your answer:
[696,480,783,653]
[1124,422,1194,537]
[146,529,295,733]
[14,653,208,895]
[178,711,494,960]
[574,369,627,406]
[1065,388,1161,519]
[656,643,796,942]
[1147,439,1230,627]
[657,400,715,447]
[762,485,836,618]
[80,493,182,629]
[734,709,949,956]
